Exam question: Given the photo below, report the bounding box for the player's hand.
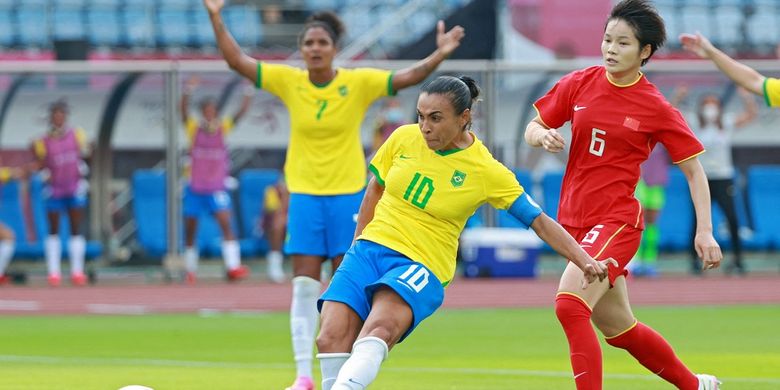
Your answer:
[540,128,566,153]
[203,0,224,15]
[694,232,722,271]
[436,21,465,57]
[679,32,714,59]
[580,257,615,289]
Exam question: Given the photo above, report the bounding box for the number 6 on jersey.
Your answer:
[589,128,606,157]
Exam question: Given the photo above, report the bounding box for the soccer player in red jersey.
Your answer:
[525,1,723,389]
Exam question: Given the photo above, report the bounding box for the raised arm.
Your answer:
[232,85,255,124]
[204,0,259,84]
[390,21,465,91]
[680,33,766,96]
[525,117,566,153]
[353,176,384,240]
[733,87,758,128]
[677,157,723,270]
[181,78,198,125]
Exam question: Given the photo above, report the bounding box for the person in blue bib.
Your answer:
[314,75,614,390]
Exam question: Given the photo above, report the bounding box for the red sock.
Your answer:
[555,293,602,390]
[606,321,698,390]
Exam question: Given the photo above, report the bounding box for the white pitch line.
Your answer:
[0,300,40,311]
[86,304,148,315]
[0,355,777,385]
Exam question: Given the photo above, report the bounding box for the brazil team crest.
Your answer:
[339,85,348,96]
[451,170,466,187]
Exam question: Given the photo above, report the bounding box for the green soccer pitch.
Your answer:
[0,306,777,389]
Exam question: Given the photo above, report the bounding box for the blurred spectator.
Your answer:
[371,97,407,155]
[674,86,757,275]
[632,145,670,278]
[30,99,91,287]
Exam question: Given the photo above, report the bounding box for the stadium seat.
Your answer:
[713,5,743,46]
[541,170,563,222]
[224,6,263,47]
[0,10,14,47]
[304,0,342,12]
[131,170,170,258]
[51,8,87,40]
[156,8,192,47]
[746,165,780,249]
[87,7,122,47]
[746,6,779,45]
[680,6,713,39]
[192,7,216,48]
[28,175,102,260]
[16,8,49,47]
[497,169,533,228]
[657,167,694,251]
[236,169,281,256]
[122,7,155,48]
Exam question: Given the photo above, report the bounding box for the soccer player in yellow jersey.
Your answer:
[314,76,613,390]
[681,32,780,107]
[204,1,466,388]
[179,77,253,284]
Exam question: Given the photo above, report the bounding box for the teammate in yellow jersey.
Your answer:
[315,76,614,390]
[203,1,466,388]
[681,32,780,107]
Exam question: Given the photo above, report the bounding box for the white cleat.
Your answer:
[696,374,721,390]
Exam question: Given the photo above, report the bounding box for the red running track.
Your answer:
[0,275,778,315]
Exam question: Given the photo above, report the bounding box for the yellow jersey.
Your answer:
[33,127,89,159]
[360,124,525,284]
[257,62,394,195]
[184,117,234,143]
[763,77,780,107]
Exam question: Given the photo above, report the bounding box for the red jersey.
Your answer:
[534,66,704,229]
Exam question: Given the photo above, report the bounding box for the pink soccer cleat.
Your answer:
[226,265,250,281]
[71,273,88,286]
[47,274,61,287]
[284,376,314,390]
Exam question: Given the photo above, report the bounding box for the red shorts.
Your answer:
[563,221,642,285]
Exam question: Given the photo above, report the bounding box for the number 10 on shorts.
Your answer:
[398,264,430,293]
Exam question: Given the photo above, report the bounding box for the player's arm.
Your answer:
[390,21,465,91]
[677,157,723,270]
[354,176,384,240]
[734,87,758,128]
[507,193,611,287]
[232,85,254,124]
[680,33,765,96]
[204,0,258,84]
[525,116,566,153]
[180,80,194,125]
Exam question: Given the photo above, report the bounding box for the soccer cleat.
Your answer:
[226,265,250,281]
[284,376,314,390]
[185,272,197,285]
[47,274,62,287]
[696,374,721,390]
[0,274,9,285]
[71,273,88,286]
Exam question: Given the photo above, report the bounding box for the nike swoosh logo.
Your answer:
[574,372,588,379]
[348,378,365,386]
[399,154,412,159]
[574,105,587,111]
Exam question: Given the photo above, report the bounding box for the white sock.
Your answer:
[332,337,388,390]
[0,240,14,275]
[290,276,321,378]
[267,250,284,281]
[45,235,61,276]
[68,235,86,275]
[317,352,350,390]
[184,246,199,273]
[221,240,241,270]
